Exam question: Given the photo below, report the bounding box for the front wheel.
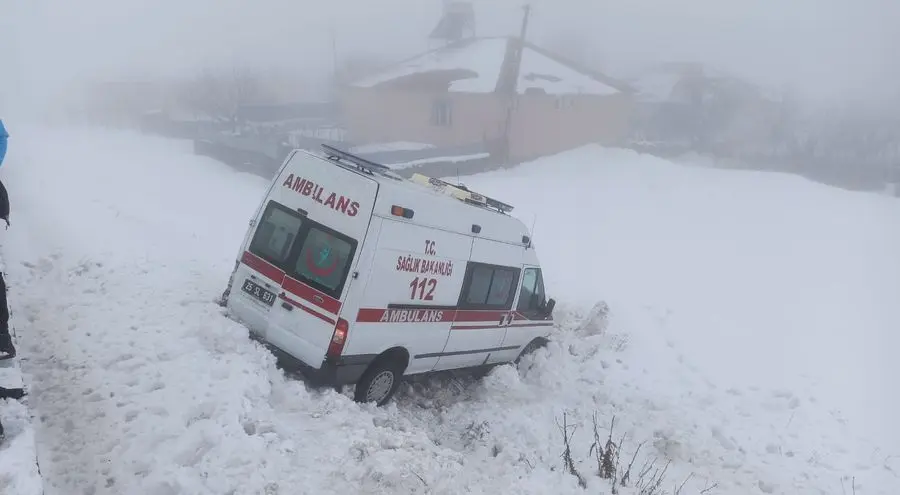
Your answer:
[354,361,403,406]
[515,337,549,365]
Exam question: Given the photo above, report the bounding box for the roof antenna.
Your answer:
[528,212,537,248]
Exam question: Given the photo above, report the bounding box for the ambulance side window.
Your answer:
[249,201,304,266]
[458,262,521,310]
[516,268,546,317]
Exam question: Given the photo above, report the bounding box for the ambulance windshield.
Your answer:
[516,267,546,317]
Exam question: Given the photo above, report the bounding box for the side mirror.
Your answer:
[542,298,556,318]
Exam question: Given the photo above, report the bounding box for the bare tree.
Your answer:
[333,52,393,86]
[179,68,266,129]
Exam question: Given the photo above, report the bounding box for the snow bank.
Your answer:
[462,146,900,491]
[2,128,897,494]
[0,356,41,495]
[0,259,42,492]
[465,146,900,436]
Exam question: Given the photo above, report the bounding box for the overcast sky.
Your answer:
[1,0,897,115]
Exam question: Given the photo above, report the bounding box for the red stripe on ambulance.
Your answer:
[241,251,285,284]
[282,276,342,314]
[241,251,341,315]
[355,308,555,329]
[357,308,453,323]
[279,293,336,325]
[451,310,509,322]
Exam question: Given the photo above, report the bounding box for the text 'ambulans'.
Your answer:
[396,255,453,277]
[282,174,360,217]
[379,309,446,323]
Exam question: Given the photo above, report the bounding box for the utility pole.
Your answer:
[499,4,531,165]
[330,23,339,84]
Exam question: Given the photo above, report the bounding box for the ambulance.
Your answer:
[222,145,556,406]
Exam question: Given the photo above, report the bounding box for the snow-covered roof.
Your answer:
[351,37,624,96]
[517,48,619,96]
[353,38,508,93]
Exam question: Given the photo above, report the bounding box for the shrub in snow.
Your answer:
[556,411,713,494]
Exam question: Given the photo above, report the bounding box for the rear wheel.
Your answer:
[354,360,403,406]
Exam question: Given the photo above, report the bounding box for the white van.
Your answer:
[222,145,555,405]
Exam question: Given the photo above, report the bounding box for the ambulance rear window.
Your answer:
[249,202,305,266]
[248,200,357,298]
[292,226,355,295]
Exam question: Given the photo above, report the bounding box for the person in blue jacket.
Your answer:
[0,117,21,441]
[0,119,7,165]
[0,118,8,224]
[0,118,13,361]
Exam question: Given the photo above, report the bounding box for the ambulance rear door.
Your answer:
[233,151,379,368]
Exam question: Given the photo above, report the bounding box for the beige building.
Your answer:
[339,36,634,163]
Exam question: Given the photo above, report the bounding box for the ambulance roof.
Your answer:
[307,146,532,247]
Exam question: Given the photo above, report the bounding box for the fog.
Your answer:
[2,0,898,117]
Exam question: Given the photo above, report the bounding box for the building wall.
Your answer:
[508,92,634,160]
[340,87,634,161]
[339,88,506,146]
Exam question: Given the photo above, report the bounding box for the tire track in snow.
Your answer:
[10,248,468,494]
[15,256,125,493]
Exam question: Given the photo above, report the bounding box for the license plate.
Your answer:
[241,279,276,306]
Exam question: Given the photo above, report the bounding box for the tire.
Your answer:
[515,337,549,365]
[353,359,403,406]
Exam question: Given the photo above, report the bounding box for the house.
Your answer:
[628,63,784,153]
[338,36,634,163]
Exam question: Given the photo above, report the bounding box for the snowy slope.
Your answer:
[1,128,897,494]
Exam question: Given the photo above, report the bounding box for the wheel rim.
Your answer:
[366,370,394,403]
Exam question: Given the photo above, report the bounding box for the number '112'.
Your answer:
[409,277,437,300]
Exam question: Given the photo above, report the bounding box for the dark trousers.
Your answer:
[0,272,7,336]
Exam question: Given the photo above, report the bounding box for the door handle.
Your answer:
[281,302,293,311]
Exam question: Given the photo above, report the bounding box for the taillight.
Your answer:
[327,318,349,358]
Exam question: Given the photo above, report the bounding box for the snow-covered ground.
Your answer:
[0,127,897,494]
[0,279,42,495]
